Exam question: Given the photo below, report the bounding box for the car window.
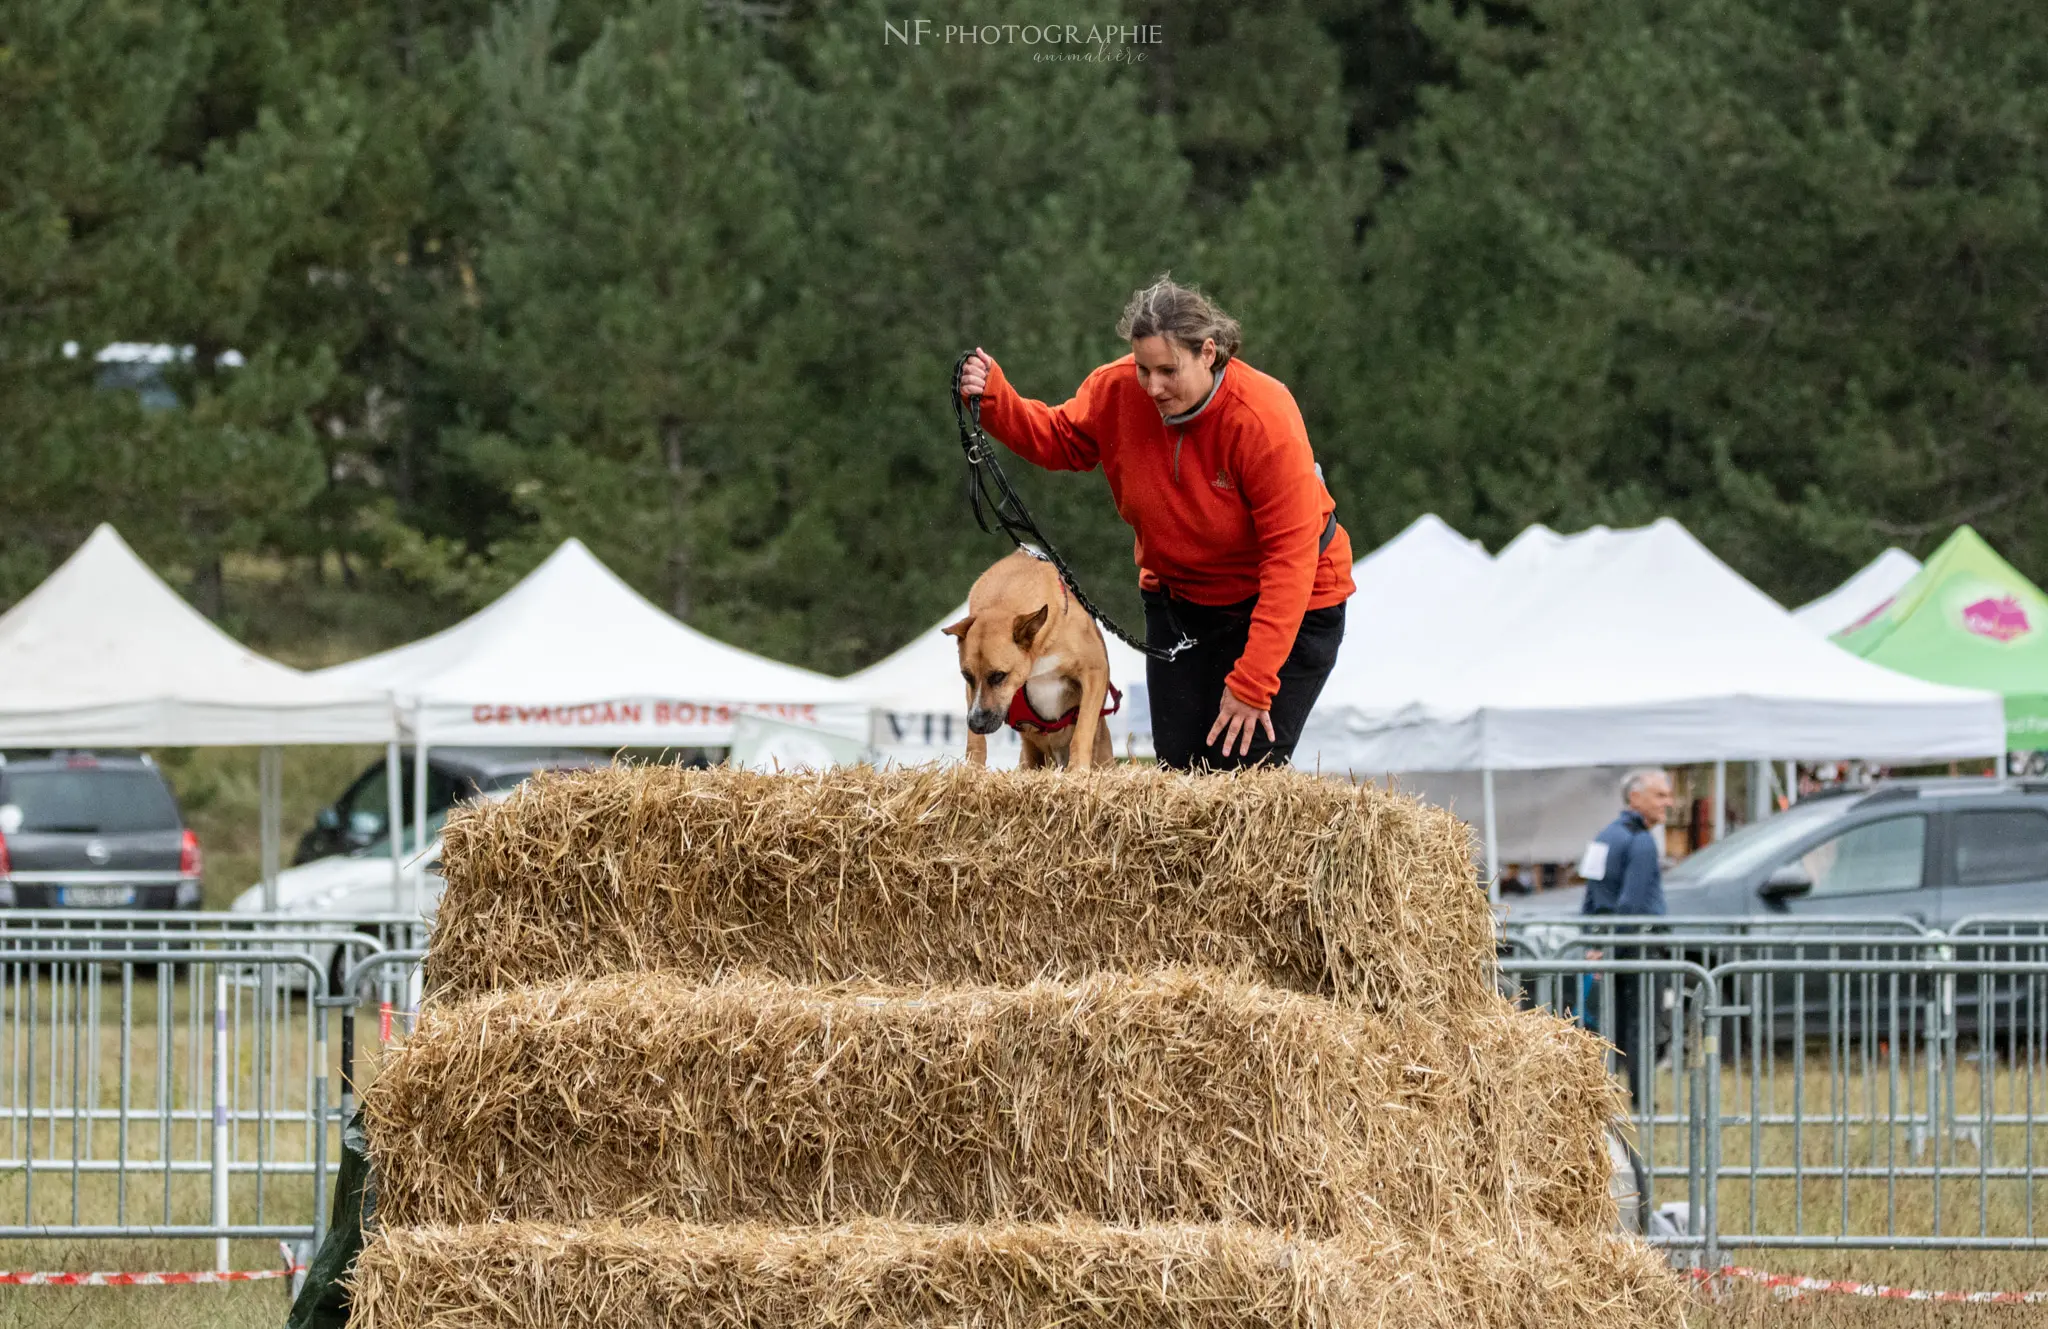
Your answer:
[0,770,180,833]
[1950,809,2048,887]
[343,764,470,837]
[427,768,468,813]
[342,767,393,837]
[1665,796,1857,886]
[363,805,457,859]
[1795,815,1926,896]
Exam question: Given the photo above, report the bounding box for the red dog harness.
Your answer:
[1006,680,1123,734]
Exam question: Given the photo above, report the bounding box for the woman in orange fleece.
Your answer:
[958,277,1355,770]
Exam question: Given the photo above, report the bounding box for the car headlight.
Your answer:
[175,882,200,908]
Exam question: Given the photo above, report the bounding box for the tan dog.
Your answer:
[944,550,1116,769]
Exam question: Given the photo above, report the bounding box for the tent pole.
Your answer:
[259,746,281,912]
[1750,759,1769,824]
[1713,760,1727,840]
[1785,760,1797,806]
[1482,767,1500,904]
[412,701,428,920]
[386,737,404,912]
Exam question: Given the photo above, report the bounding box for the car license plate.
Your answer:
[61,886,138,908]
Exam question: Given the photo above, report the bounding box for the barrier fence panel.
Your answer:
[0,920,411,1270]
[0,946,339,1267]
[0,923,2037,1270]
[1499,957,1716,1263]
[1707,957,2048,1252]
[1503,945,2048,1262]
[326,950,431,1127]
[1499,915,1934,959]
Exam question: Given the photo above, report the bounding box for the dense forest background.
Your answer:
[8,0,2047,672]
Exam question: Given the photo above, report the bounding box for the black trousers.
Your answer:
[1143,588,1346,771]
[1606,941,1661,1108]
[1611,970,1651,1106]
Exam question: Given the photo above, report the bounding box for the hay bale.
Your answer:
[344,1218,1687,1329]
[365,970,1620,1236]
[428,765,1490,1012]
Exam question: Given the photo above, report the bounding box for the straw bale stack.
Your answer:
[429,764,1492,1014]
[345,764,1685,1327]
[348,1218,1685,1329]
[365,970,1620,1235]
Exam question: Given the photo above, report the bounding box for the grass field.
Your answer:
[3,750,2042,1329]
[0,998,2034,1327]
[0,1241,2035,1328]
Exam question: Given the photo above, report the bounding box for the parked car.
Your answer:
[1503,777,2048,931]
[235,797,478,994]
[0,751,201,911]
[1502,777,2048,1037]
[249,750,611,993]
[293,747,606,864]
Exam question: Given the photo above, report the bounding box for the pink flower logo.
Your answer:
[1962,595,2031,643]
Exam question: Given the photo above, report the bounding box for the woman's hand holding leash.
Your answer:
[1207,688,1275,758]
[960,348,992,399]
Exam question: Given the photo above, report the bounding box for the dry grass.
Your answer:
[364,970,1620,1235]
[1689,1274,2047,1327]
[429,764,1492,1013]
[344,1218,1686,1329]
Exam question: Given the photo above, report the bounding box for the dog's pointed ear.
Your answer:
[1012,604,1050,649]
[941,615,974,640]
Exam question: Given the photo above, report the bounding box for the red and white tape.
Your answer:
[0,1242,304,1287]
[1692,1263,2048,1305]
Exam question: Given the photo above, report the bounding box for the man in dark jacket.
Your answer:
[1578,768,1673,1105]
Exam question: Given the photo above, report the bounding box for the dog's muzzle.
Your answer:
[967,706,1004,736]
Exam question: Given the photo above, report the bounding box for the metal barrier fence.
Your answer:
[0,913,430,1270]
[0,911,2038,1270]
[1499,919,2048,1263]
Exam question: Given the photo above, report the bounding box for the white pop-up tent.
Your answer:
[1792,547,1922,637]
[1299,519,2005,885]
[1299,516,1633,864]
[848,599,1153,769]
[317,538,869,912]
[0,525,392,746]
[0,525,397,907]
[316,538,867,749]
[1305,519,2001,773]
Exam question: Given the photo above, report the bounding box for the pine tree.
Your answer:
[1359,0,2048,596]
[454,0,809,632]
[777,0,1196,668]
[0,0,357,619]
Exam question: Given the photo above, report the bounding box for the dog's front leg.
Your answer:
[965,728,988,767]
[1069,671,1107,771]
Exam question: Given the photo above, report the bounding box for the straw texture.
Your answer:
[428,764,1491,1013]
[365,970,1622,1234]
[344,1218,1687,1329]
[361,765,1685,1327]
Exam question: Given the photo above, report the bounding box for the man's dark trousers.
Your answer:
[1610,950,1654,1108]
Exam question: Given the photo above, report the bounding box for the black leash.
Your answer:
[952,352,1196,661]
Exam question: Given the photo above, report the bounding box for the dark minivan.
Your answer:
[0,752,201,910]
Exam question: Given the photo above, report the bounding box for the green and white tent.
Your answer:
[1834,526,2048,752]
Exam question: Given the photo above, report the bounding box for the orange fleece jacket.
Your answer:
[978,353,1355,710]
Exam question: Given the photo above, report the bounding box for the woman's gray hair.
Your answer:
[1619,767,1670,802]
[1116,275,1242,369]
